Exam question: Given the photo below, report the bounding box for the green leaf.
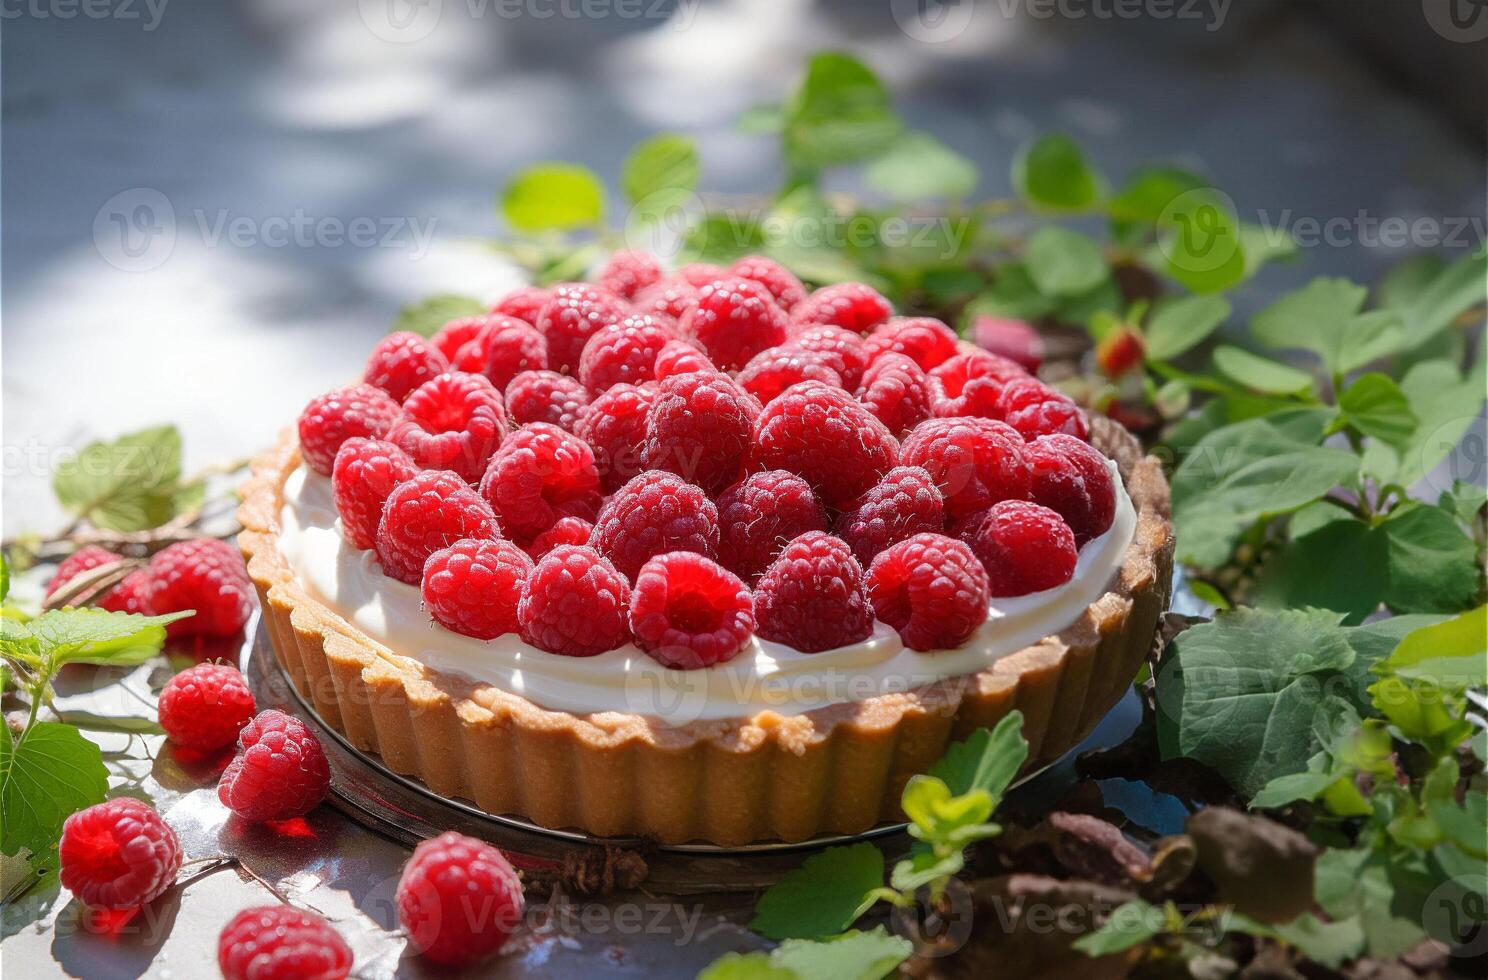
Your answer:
[1023,227,1107,297]
[1012,134,1103,211]
[1337,373,1417,447]
[1431,793,1488,858]
[736,103,785,135]
[889,848,964,892]
[1314,848,1429,959]
[1227,911,1366,969]
[391,294,486,339]
[697,953,795,980]
[1361,355,1487,488]
[1380,606,1488,687]
[1251,277,1406,376]
[27,607,192,667]
[1262,518,1387,624]
[902,777,997,850]
[926,711,1028,802]
[52,425,184,533]
[862,132,977,201]
[1156,188,1246,294]
[55,711,166,736]
[1144,295,1230,361]
[1386,246,1487,348]
[501,163,605,233]
[621,134,700,205]
[772,928,912,980]
[0,552,9,603]
[1441,480,1487,526]
[1211,345,1315,395]
[0,723,109,867]
[1250,770,1343,810]
[1377,505,1481,616]
[1106,166,1205,226]
[1071,899,1161,956]
[784,52,902,170]
[748,842,884,940]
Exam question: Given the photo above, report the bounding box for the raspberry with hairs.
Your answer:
[104,571,153,615]
[478,423,602,544]
[834,465,945,566]
[333,437,419,550]
[783,324,868,389]
[730,254,806,310]
[856,352,932,437]
[753,532,873,653]
[578,312,677,392]
[431,315,493,363]
[158,663,256,751]
[680,276,789,371]
[1026,434,1115,545]
[575,382,658,491]
[929,349,1026,419]
[750,381,899,509]
[389,372,509,482]
[789,282,892,335]
[504,370,590,432]
[518,546,631,656]
[641,371,759,495]
[868,533,989,651]
[677,262,727,287]
[376,471,502,584]
[534,282,627,375]
[59,798,182,909]
[526,516,594,560]
[147,539,254,638]
[596,248,664,299]
[633,277,700,322]
[862,316,959,371]
[217,709,331,821]
[996,377,1090,441]
[219,906,353,980]
[421,538,531,639]
[44,545,126,603]
[900,417,1031,520]
[397,832,524,968]
[715,470,828,584]
[490,285,552,326]
[963,500,1078,596]
[297,383,402,476]
[363,331,450,403]
[629,552,754,669]
[736,348,842,404]
[589,471,719,581]
[652,338,716,380]
[479,315,548,391]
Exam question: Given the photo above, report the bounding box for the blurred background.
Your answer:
[3,0,1484,536]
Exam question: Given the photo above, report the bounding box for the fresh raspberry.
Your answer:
[479,316,549,390]
[297,384,402,476]
[147,539,254,638]
[503,370,590,432]
[736,348,842,404]
[834,466,945,566]
[332,438,419,551]
[478,423,602,544]
[862,317,959,371]
[929,349,1026,419]
[1026,434,1116,545]
[629,553,754,669]
[753,532,873,653]
[534,282,627,375]
[596,248,664,299]
[633,277,700,322]
[397,832,524,968]
[856,352,932,437]
[868,533,989,651]
[219,906,353,980]
[996,378,1090,441]
[973,315,1044,373]
[421,538,531,640]
[642,371,759,496]
[490,285,552,326]
[575,382,658,491]
[376,471,502,585]
[900,417,1032,520]
[363,331,450,403]
[750,381,899,509]
[526,516,594,560]
[44,545,126,602]
[962,500,1078,596]
[680,277,789,372]
[789,282,892,335]
[430,315,493,363]
[518,546,630,656]
[729,255,806,310]
[589,471,719,581]
[102,570,153,615]
[652,338,716,380]
[677,262,728,287]
[59,798,181,909]
[158,663,256,751]
[218,709,331,821]
[578,312,677,392]
[783,324,868,389]
[715,470,827,584]
[389,372,510,482]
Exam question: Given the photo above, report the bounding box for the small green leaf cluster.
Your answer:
[51,425,202,536]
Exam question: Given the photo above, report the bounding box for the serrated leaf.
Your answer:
[1431,793,1488,858]
[27,607,192,667]
[772,928,911,980]
[863,131,977,201]
[1023,227,1107,297]
[501,163,605,233]
[901,777,994,848]
[52,426,184,533]
[1144,295,1230,361]
[1261,517,1387,624]
[926,711,1028,803]
[621,134,700,205]
[1386,246,1488,348]
[1071,899,1161,956]
[697,953,796,980]
[784,52,902,170]
[1313,848,1429,959]
[0,723,109,867]
[1378,505,1481,616]
[1211,345,1315,395]
[1441,480,1487,526]
[1251,277,1406,376]
[889,848,964,892]
[1337,373,1417,448]
[1227,911,1366,969]
[748,842,884,940]
[1013,134,1103,211]
[392,294,486,338]
[1380,606,1488,687]
[1361,355,1486,488]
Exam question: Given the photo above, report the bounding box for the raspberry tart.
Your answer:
[239,258,1173,845]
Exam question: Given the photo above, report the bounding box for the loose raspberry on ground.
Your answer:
[534,282,627,375]
[503,370,590,432]
[478,423,602,544]
[389,372,510,482]
[868,533,990,651]
[715,470,827,584]
[753,532,874,653]
[862,317,959,371]
[630,552,754,669]
[219,906,353,980]
[421,538,531,640]
[789,282,892,335]
[589,471,719,581]
[680,277,789,371]
[652,338,716,380]
[996,377,1090,441]
[158,663,256,751]
[973,315,1044,373]
[900,417,1032,520]
[928,349,1026,419]
[397,832,524,968]
[784,324,868,389]
[834,466,946,566]
[479,316,549,391]
[750,381,899,509]
[641,371,759,495]
[575,382,658,491]
[44,545,127,603]
[526,516,594,560]
[376,471,502,584]
[578,312,677,392]
[729,255,806,311]
[518,546,631,656]
[363,331,450,403]
[736,347,842,404]
[332,438,419,551]
[297,384,402,476]
[633,277,700,322]
[59,798,182,909]
[596,248,664,299]
[218,709,332,821]
[1026,434,1116,545]
[677,262,728,287]
[431,315,493,363]
[856,352,932,437]
[491,285,552,326]
[147,539,254,638]
[963,500,1078,596]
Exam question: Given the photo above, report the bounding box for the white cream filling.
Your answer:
[277,463,1135,723]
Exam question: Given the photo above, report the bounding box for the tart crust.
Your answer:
[238,417,1173,845]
